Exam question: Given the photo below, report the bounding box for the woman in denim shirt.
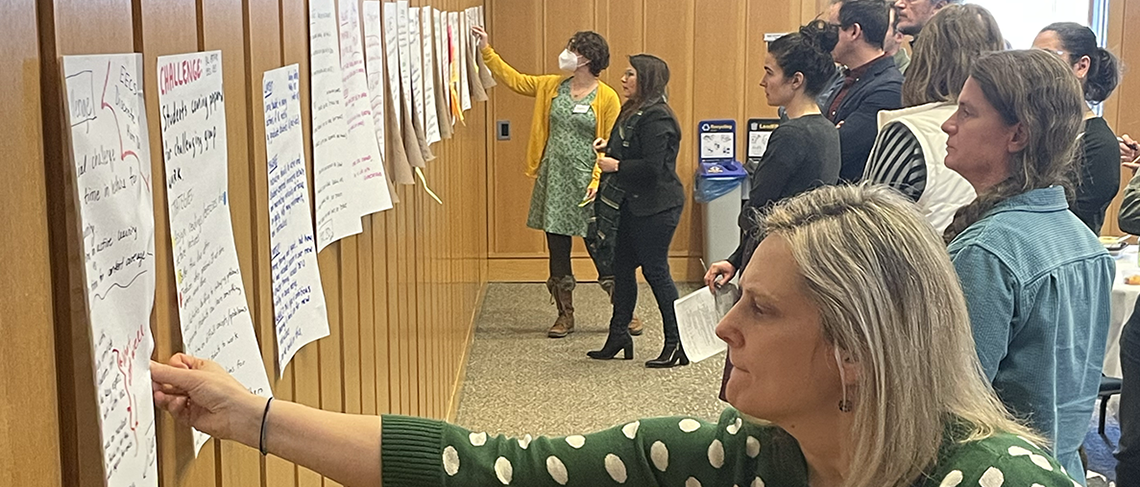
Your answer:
[941,50,1114,482]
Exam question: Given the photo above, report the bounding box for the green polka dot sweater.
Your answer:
[380,408,1082,486]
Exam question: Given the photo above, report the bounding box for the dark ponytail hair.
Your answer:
[1040,22,1120,103]
[767,21,839,98]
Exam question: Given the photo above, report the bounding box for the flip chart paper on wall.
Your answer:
[62,53,159,487]
[448,13,463,124]
[420,6,441,144]
[382,1,403,133]
[408,7,427,135]
[474,6,496,89]
[363,1,387,163]
[310,0,364,250]
[339,0,393,215]
[156,50,273,455]
[262,65,331,377]
[433,8,451,127]
[396,1,415,127]
[457,12,471,111]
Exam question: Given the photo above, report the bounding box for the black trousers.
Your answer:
[1119,307,1140,485]
[609,205,681,339]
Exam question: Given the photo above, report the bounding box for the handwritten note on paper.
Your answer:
[396,1,416,127]
[457,12,471,111]
[408,7,427,133]
[433,8,451,125]
[63,53,158,487]
[262,65,331,376]
[363,2,387,162]
[156,50,273,454]
[383,1,403,134]
[420,6,441,144]
[310,0,364,250]
[339,0,393,215]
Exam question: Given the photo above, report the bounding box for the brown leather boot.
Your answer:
[599,277,642,336]
[547,276,576,338]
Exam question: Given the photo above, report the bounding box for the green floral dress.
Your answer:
[381,408,1084,487]
[527,79,598,237]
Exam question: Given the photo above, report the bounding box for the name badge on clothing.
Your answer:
[572,104,590,114]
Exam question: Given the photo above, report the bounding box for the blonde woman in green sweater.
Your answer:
[152,184,1082,487]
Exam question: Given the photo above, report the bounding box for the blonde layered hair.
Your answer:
[902,4,1004,106]
[757,184,1043,487]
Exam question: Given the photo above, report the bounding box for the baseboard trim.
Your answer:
[446,282,488,422]
[487,256,704,282]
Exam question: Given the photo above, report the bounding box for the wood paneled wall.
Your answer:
[484,0,830,282]
[0,1,63,486]
[1101,0,1140,236]
[4,0,489,486]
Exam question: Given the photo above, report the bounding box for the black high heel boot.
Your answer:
[645,342,689,368]
[586,331,634,360]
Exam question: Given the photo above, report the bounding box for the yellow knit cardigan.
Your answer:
[482,45,622,189]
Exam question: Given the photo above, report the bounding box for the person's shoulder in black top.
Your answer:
[1072,116,1121,234]
[610,102,685,217]
[726,114,841,269]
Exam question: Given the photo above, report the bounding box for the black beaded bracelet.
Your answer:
[259,397,274,456]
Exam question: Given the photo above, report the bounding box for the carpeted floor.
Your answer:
[454,282,726,438]
[454,282,1125,483]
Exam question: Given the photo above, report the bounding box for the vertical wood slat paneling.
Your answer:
[1102,0,1135,236]
[1,1,62,486]
[28,0,489,486]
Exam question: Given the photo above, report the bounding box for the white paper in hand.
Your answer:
[674,284,740,363]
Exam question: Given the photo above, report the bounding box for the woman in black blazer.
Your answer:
[587,54,687,368]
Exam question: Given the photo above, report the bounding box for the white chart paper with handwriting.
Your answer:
[157,50,273,455]
[63,52,159,487]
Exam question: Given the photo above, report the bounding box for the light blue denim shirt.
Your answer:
[948,186,1113,482]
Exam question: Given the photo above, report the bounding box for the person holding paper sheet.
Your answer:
[705,23,842,389]
[472,26,633,339]
[586,55,687,368]
[153,184,1082,487]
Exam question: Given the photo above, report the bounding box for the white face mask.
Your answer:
[558,49,582,72]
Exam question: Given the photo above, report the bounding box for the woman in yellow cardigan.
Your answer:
[473,26,637,339]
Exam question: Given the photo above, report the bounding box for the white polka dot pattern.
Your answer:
[546,456,568,485]
[622,421,640,439]
[495,457,513,485]
[565,435,586,449]
[517,434,532,450]
[938,470,962,487]
[726,417,742,435]
[746,436,761,458]
[979,467,1004,487]
[442,446,460,476]
[469,432,487,446]
[650,441,669,471]
[685,477,702,487]
[605,454,627,483]
[708,439,725,468]
[751,476,765,487]
[1007,445,1053,471]
[679,418,701,433]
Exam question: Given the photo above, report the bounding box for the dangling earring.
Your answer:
[835,347,853,413]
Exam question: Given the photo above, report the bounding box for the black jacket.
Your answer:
[823,55,903,181]
[603,102,685,217]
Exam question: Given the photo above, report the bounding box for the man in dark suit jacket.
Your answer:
[824,0,903,182]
